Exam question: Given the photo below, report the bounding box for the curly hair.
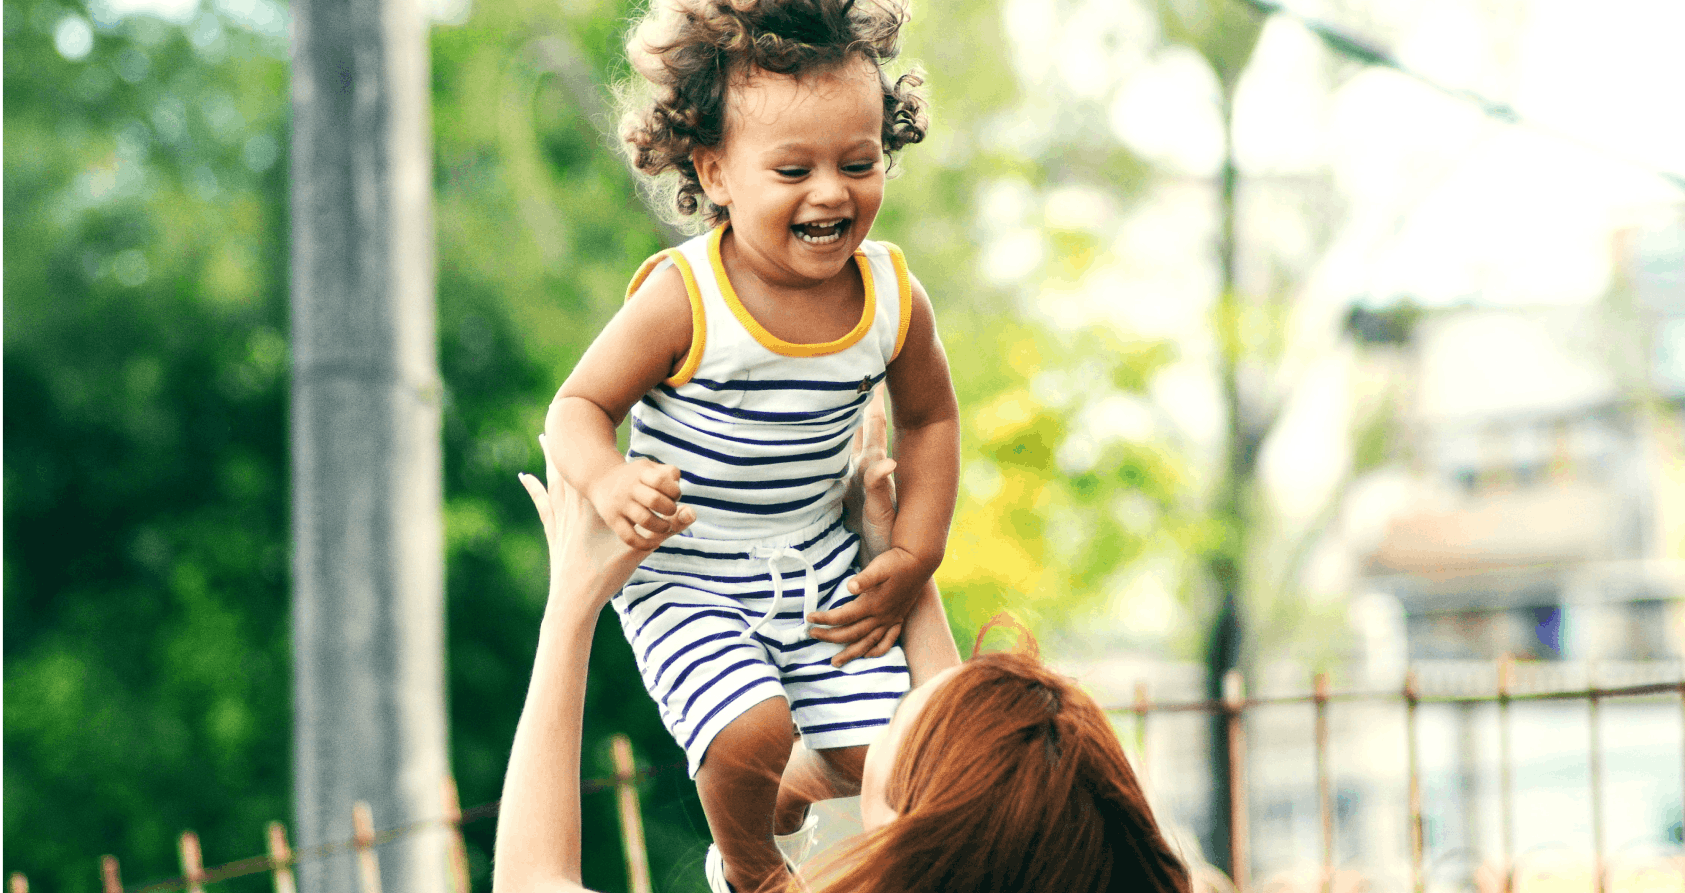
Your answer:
[617,0,929,231]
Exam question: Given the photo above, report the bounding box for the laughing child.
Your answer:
[544,1,958,890]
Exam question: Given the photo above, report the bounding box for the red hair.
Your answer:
[809,647,1192,893]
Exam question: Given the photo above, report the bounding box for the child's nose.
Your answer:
[808,171,848,206]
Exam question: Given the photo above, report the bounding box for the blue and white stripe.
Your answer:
[614,516,910,776]
[610,225,914,774]
[626,226,907,541]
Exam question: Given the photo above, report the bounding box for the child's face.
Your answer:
[695,59,886,289]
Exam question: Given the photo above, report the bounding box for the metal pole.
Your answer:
[1405,671,1424,893]
[1314,672,1334,893]
[288,0,446,880]
[1497,657,1515,893]
[612,735,655,893]
[1588,671,1606,893]
[1223,670,1250,893]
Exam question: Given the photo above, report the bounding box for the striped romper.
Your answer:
[614,223,914,776]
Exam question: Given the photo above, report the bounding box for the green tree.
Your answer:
[4,5,294,890]
[6,1,1187,890]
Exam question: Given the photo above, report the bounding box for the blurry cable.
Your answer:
[1232,0,1685,193]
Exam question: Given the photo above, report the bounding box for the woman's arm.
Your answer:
[492,435,694,893]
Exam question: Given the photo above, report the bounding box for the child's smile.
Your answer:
[694,58,886,290]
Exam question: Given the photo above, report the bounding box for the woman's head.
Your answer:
[618,0,928,232]
[838,649,1192,893]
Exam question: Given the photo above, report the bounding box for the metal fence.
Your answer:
[1107,659,1685,893]
[11,663,1683,893]
[4,736,674,893]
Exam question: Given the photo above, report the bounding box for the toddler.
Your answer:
[545,1,959,891]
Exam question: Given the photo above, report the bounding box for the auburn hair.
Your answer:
[616,0,929,231]
[807,647,1192,893]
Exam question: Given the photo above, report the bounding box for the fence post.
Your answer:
[101,855,122,893]
[1404,671,1423,893]
[1314,672,1333,893]
[353,801,383,893]
[442,776,471,893]
[1222,670,1249,893]
[612,735,654,893]
[179,831,206,893]
[267,821,298,893]
[7,873,25,893]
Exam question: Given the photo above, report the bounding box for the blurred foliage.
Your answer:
[4,0,1180,890]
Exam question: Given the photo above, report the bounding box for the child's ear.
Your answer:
[692,146,731,209]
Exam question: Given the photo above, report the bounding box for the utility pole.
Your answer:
[289,0,447,884]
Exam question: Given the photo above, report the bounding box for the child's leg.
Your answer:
[695,696,798,893]
[773,743,866,834]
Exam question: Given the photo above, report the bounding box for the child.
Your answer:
[544,1,959,890]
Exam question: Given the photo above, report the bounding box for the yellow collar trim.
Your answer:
[708,224,875,358]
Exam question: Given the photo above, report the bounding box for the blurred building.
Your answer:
[1363,217,1685,664]
[1051,217,1685,889]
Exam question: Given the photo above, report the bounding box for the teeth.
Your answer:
[794,220,847,245]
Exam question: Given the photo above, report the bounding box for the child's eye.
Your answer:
[775,167,808,178]
[844,161,878,175]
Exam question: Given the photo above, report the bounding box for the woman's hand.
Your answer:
[821,388,911,666]
[842,387,898,564]
[518,434,696,615]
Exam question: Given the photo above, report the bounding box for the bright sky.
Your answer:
[993,0,1685,611]
[1011,0,1685,320]
[64,0,1683,614]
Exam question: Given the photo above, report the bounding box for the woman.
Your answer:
[494,425,1191,893]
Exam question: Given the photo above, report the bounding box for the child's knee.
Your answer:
[817,744,867,784]
[699,697,796,784]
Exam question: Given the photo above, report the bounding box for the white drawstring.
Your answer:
[742,545,819,645]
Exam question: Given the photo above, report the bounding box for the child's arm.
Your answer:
[810,275,960,662]
[547,265,692,549]
[832,387,963,678]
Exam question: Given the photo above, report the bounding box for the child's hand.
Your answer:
[519,435,695,612]
[585,458,685,550]
[808,546,930,667]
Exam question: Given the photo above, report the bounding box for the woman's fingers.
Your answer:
[518,472,554,539]
[862,386,888,459]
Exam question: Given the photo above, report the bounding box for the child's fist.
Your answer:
[586,459,685,550]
